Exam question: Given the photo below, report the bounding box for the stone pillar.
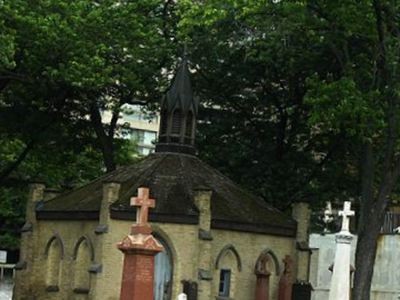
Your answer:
[328,202,354,300]
[194,188,213,300]
[292,202,311,281]
[278,255,294,300]
[117,187,163,300]
[91,182,121,300]
[14,183,45,300]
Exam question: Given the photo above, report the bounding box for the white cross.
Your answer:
[323,202,334,224]
[338,201,355,232]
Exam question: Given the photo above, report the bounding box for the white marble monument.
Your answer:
[328,201,355,300]
[177,293,187,300]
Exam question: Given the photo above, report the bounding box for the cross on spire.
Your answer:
[130,187,155,225]
[338,201,355,232]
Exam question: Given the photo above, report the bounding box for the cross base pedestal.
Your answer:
[118,234,163,300]
[130,224,152,235]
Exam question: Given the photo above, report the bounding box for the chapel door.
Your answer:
[154,238,172,300]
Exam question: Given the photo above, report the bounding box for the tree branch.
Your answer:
[0,140,35,185]
[108,110,120,139]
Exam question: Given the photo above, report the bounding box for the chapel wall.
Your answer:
[98,219,295,300]
[211,229,295,300]
[26,220,98,300]
[18,218,296,300]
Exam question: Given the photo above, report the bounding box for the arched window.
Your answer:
[185,112,193,144]
[215,245,242,298]
[254,249,280,300]
[171,110,182,136]
[44,235,64,292]
[72,236,94,295]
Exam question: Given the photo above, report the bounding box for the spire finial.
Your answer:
[155,57,198,155]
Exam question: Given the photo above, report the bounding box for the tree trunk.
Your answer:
[100,136,116,173]
[352,214,381,300]
[352,142,400,299]
[89,102,117,172]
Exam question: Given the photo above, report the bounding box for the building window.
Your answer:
[130,129,145,144]
[143,131,156,145]
[218,269,231,297]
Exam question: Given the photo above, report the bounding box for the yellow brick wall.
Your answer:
[26,220,98,300]
[211,229,295,300]
[16,217,295,300]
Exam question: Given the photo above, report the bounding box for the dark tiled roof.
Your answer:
[37,153,296,237]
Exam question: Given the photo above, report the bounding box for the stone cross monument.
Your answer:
[278,255,294,300]
[328,201,355,300]
[117,187,164,300]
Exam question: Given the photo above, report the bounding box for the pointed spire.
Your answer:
[156,59,198,155]
[162,59,198,115]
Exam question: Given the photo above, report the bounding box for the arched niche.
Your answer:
[72,236,94,295]
[215,244,242,272]
[153,229,174,300]
[215,244,242,299]
[255,249,280,275]
[253,249,281,300]
[72,236,95,261]
[44,234,64,292]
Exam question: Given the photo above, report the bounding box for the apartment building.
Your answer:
[103,104,159,155]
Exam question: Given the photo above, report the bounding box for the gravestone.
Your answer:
[254,253,272,300]
[328,201,354,300]
[278,255,293,300]
[178,293,187,300]
[117,187,164,300]
[182,280,198,300]
[292,282,312,300]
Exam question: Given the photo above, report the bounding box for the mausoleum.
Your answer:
[14,60,311,300]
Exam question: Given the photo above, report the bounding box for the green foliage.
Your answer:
[0,0,175,248]
[305,76,384,140]
[0,187,26,250]
[177,0,360,209]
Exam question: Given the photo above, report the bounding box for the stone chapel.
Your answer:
[13,60,312,300]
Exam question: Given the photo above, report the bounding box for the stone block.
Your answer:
[198,269,213,281]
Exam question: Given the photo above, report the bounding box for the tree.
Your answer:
[0,0,180,249]
[0,0,177,176]
[305,1,400,299]
[178,0,357,209]
[178,0,400,298]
